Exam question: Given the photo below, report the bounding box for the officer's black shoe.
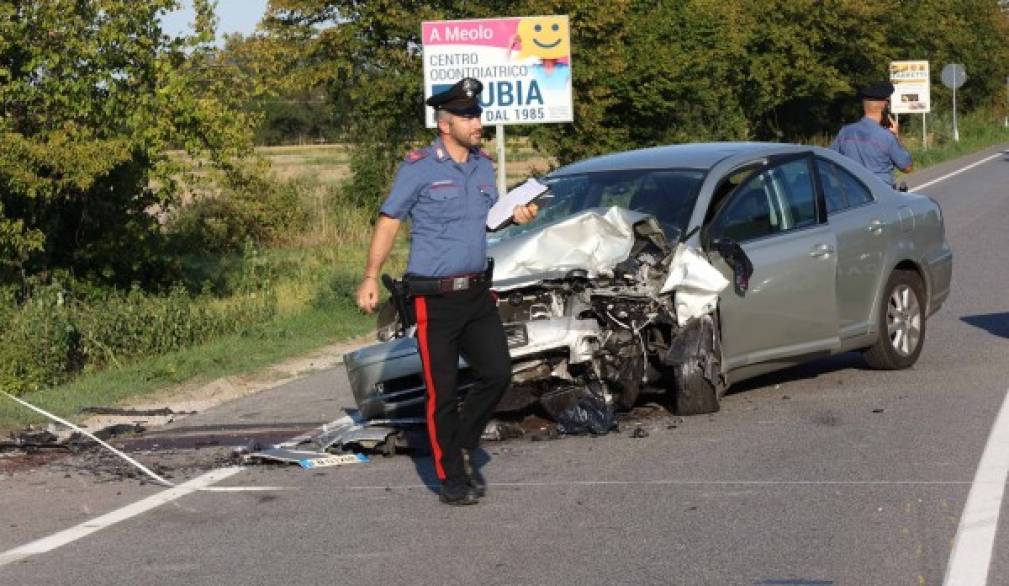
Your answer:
[439,478,479,506]
[463,449,487,498]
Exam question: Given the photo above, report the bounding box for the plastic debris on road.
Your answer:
[538,383,617,436]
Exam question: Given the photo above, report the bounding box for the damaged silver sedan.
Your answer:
[342,142,952,443]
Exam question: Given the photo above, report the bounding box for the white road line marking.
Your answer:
[943,388,1009,586]
[0,467,243,568]
[911,151,1008,191]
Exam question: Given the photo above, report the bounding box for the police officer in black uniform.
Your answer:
[356,78,538,505]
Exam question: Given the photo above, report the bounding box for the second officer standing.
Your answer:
[830,81,913,188]
[355,78,538,505]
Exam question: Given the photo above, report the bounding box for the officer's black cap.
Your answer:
[859,81,895,101]
[426,78,483,118]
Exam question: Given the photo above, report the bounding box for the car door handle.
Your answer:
[809,243,834,258]
[866,219,884,234]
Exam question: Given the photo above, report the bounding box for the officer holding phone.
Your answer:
[830,81,913,188]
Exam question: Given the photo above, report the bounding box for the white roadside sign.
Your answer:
[889,60,931,114]
[422,16,574,128]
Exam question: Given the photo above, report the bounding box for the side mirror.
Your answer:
[709,237,754,295]
[699,225,712,251]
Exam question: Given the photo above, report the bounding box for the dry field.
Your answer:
[258,138,555,187]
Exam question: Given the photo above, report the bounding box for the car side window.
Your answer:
[710,158,817,242]
[816,157,874,214]
[816,159,848,213]
[774,159,817,228]
[836,164,873,207]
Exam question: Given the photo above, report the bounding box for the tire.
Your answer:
[863,270,927,370]
[672,360,720,415]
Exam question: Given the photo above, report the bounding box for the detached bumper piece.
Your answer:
[242,411,428,468]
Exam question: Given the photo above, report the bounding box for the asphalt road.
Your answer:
[3,144,1009,585]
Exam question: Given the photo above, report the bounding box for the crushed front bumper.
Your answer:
[343,317,602,420]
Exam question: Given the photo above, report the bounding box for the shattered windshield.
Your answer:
[490,169,706,243]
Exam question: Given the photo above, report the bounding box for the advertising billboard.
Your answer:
[422,16,573,127]
[889,60,931,114]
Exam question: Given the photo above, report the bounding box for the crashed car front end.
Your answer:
[343,206,730,428]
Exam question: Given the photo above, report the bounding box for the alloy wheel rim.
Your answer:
[886,284,922,357]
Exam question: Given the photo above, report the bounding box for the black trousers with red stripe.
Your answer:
[414,285,511,483]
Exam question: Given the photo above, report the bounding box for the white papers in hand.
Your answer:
[486,178,549,230]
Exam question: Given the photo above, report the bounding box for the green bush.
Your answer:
[0,283,83,393]
[0,276,277,396]
[166,173,312,256]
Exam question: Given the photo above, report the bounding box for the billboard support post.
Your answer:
[941,64,966,143]
[496,125,506,196]
[953,81,959,142]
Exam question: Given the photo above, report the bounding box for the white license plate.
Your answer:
[298,453,370,469]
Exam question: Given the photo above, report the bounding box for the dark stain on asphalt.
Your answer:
[755,580,833,585]
[812,412,839,427]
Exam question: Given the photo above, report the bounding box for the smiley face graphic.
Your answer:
[515,16,569,60]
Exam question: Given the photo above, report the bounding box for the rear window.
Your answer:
[816,157,874,214]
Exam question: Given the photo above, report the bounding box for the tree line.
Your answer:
[248,0,1009,213]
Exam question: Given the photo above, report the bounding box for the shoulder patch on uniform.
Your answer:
[405,149,428,164]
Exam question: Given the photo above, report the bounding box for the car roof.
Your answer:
[550,142,812,176]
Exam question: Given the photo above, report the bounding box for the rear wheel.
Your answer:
[863,270,927,370]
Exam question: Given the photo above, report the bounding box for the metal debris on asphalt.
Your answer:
[1,391,177,486]
[1,391,288,492]
[481,419,525,442]
[78,406,195,417]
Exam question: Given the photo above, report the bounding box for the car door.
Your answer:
[706,155,840,370]
[814,157,886,339]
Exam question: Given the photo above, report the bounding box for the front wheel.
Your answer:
[863,270,927,370]
[672,360,720,415]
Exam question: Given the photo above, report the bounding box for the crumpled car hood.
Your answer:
[489,207,651,290]
[488,206,729,324]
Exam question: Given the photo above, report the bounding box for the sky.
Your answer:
[160,0,269,41]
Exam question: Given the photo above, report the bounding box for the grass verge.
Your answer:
[0,242,406,431]
[895,108,1009,180]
